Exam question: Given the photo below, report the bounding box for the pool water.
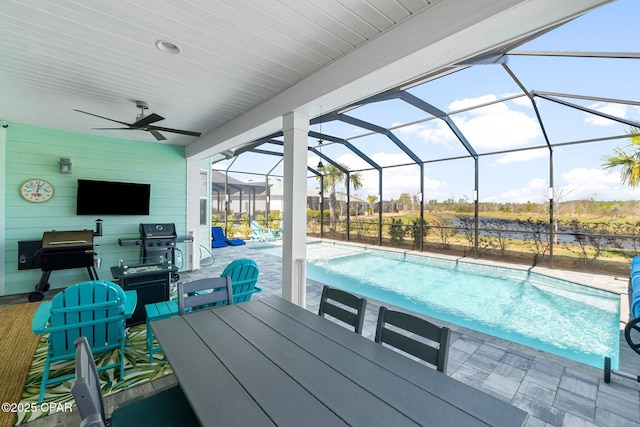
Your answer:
[254,242,620,368]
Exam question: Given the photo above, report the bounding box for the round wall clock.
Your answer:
[20,179,54,203]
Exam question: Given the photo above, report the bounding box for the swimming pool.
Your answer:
[254,242,620,369]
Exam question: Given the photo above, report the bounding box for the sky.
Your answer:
[216,0,640,204]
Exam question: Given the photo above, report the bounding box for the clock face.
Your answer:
[20,179,54,203]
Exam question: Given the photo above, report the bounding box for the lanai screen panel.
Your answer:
[377,164,422,210]
[389,116,471,162]
[553,137,640,203]
[348,133,418,168]
[227,150,283,175]
[346,98,429,129]
[531,96,634,144]
[479,149,550,206]
[422,158,476,204]
[447,99,545,156]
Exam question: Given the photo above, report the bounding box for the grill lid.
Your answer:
[139,223,177,239]
[42,230,94,249]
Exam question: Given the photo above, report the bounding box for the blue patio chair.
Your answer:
[72,336,199,427]
[212,226,246,247]
[32,280,137,403]
[250,220,275,242]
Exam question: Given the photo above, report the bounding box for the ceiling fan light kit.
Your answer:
[74,101,201,141]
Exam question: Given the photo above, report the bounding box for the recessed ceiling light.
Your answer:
[155,40,182,55]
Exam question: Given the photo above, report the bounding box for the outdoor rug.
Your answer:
[0,303,42,427]
[15,324,173,425]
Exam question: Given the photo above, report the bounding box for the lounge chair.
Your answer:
[250,220,275,242]
[32,280,137,403]
[212,226,246,247]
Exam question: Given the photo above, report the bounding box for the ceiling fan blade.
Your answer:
[74,109,131,126]
[91,127,134,130]
[133,113,164,128]
[147,125,202,137]
[149,129,167,141]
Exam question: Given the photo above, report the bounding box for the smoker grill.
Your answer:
[28,230,98,302]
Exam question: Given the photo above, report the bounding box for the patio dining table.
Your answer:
[151,295,528,427]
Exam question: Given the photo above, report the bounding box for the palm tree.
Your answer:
[367,194,378,215]
[317,163,362,231]
[602,127,640,187]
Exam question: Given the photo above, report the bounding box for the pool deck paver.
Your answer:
[18,239,640,427]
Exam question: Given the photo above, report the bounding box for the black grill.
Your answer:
[41,230,94,270]
[139,223,177,263]
[26,229,99,302]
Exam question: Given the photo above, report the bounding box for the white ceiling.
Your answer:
[0,0,611,158]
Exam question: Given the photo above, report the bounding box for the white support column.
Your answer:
[282,111,309,307]
[185,157,200,271]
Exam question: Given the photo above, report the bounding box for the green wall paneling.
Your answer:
[4,123,188,295]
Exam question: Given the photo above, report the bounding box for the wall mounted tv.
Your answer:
[76,179,151,215]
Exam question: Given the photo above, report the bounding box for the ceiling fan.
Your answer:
[74,101,202,141]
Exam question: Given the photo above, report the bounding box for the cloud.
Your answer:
[449,99,542,151]
[584,102,628,126]
[484,178,549,203]
[483,167,640,203]
[557,167,626,200]
[493,147,548,165]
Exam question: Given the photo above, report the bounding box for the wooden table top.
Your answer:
[152,295,528,427]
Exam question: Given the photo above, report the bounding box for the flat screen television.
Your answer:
[76,179,151,215]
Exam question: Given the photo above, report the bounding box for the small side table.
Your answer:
[145,300,179,363]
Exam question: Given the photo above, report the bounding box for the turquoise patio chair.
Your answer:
[250,220,275,242]
[31,280,137,403]
[145,259,261,362]
[220,258,262,304]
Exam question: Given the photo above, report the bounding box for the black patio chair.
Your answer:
[375,306,451,373]
[318,285,367,334]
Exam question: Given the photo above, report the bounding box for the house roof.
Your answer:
[211,170,267,195]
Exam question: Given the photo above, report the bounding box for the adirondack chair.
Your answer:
[220,258,262,304]
[145,259,260,362]
[250,220,275,242]
[31,280,137,403]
